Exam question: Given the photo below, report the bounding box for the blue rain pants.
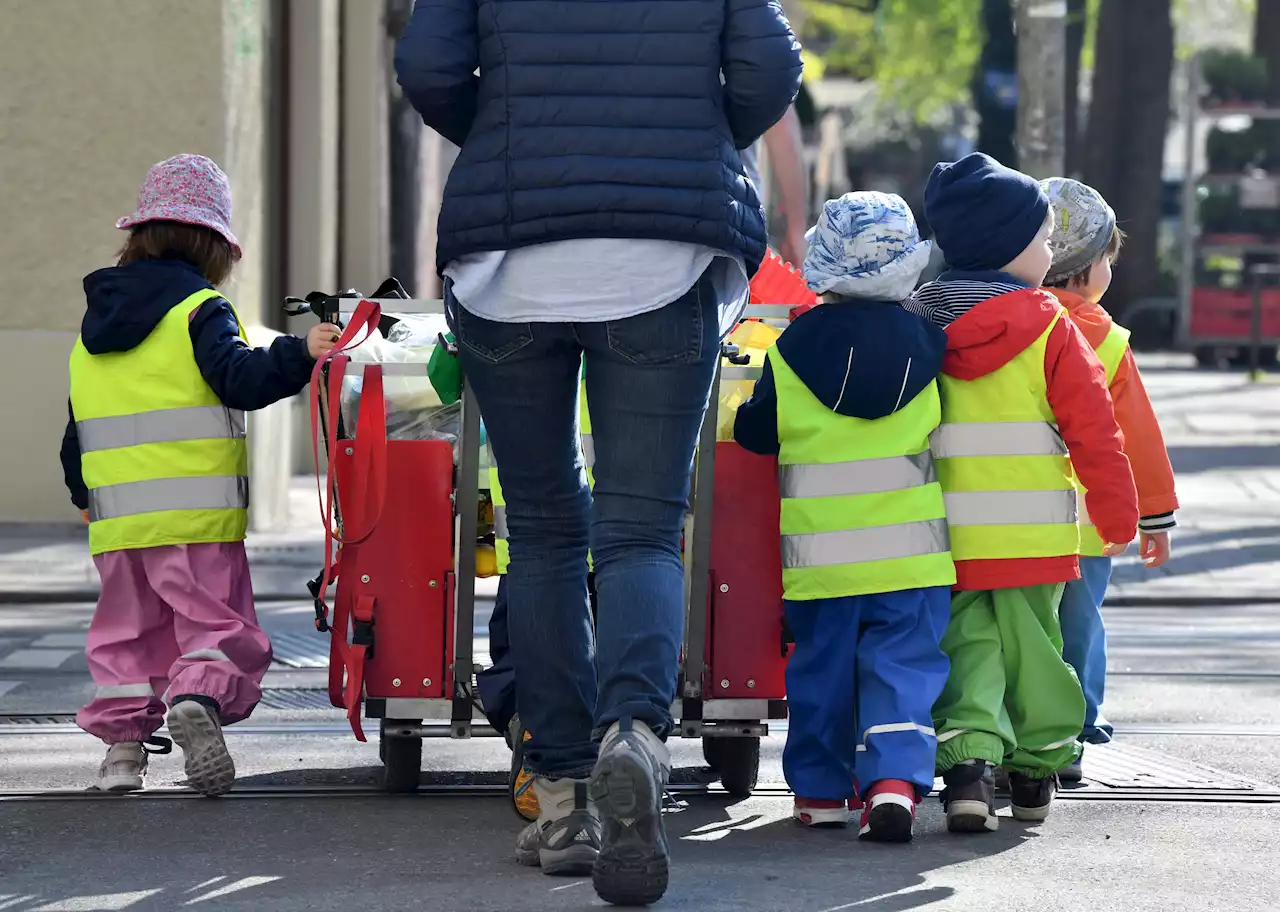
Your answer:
[782,586,952,801]
[1059,555,1114,744]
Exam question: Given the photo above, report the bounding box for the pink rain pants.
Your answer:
[76,542,273,744]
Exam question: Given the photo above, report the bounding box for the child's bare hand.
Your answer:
[1139,530,1171,568]
[79,509,90,525]
[307,323,343,360]
[1101,542,1128,557]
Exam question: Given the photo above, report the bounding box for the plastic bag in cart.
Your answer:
[716,320,782,441]
[340,322,461,443]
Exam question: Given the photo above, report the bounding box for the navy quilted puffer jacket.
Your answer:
[395,0,803,278]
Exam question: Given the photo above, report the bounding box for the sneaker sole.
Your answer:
[92,776,143,793]
[859,804,914,843]
[946,799,999,833]
[1011,802,1053,822]
[793,810,851,828]
[590,747,669,906]
[167,702,235,798]
[516,842,599,876]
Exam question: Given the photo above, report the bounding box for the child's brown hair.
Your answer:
[1047,226,1126,289]
[117,221,238,287]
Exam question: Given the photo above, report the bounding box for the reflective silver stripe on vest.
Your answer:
[943,489,1078,527]
[76,405,246,454]
[88,475,249,522]
[493,505,508,540]
[930,421,1066,459]
[782,519,949,569]
[1078,497,1094,526]
[780,450,936,499]
[581,433,596,468]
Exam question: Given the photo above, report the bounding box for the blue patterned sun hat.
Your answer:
[802,191,932,302]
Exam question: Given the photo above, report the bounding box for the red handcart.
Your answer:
[291,264,812,796]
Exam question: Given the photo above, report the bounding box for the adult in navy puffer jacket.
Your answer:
[394,0,803,275]
[396,4,802,902]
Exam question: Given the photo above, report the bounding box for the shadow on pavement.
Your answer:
[0,782,1032,912]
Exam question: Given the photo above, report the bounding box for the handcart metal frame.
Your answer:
[293,292,794,795]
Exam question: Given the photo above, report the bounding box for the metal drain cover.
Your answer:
[257,688,335,711]
[269,632,331,669]
[1080,742,1271,791]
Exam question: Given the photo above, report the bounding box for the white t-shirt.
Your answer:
[445,239,749,338]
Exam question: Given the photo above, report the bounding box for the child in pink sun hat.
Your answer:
[61,154,341,796]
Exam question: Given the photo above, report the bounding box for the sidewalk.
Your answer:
[1106,358,1280,603]
[4,360,1279,603]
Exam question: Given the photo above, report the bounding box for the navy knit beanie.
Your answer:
[924,153,1050,272]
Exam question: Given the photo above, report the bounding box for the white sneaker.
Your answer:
[93,742,148,792]
[167,699,235,797]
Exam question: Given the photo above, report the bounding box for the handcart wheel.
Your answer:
[378,718,387,764]
[707,736,760,798]
[702,734,727,771]
[382,724,423,793]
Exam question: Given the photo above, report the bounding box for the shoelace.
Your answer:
[144,736,174,755]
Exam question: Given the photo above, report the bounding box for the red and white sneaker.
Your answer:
[858,779,917,843]
[793,797,852,828]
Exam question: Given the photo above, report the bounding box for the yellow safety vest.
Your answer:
[1075,321,1132,555]
[491,379,593,575]
[771,347,955,600]
[932,310,1080,562]
[69,288,250,556]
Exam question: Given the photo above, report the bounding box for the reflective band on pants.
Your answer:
[782,519,950,569]
[88,475,249,522]
[779,450,936,499]
[943,489,1078,527]
[581,434,596,468]
[77,405,245,453]
[181,649,230,662]
[930,421,1066,458]
[95,683,156,699]
[855,721,937,752]
[493,505,508,540]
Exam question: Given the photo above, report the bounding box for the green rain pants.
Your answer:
[933,583,1084,778]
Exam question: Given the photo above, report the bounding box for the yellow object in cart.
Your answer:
[716,320,783,441]
[475,543,498,579]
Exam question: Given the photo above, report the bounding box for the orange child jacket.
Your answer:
[1047,288,1179,521]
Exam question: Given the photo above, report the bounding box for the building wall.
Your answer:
[0,0,272,522]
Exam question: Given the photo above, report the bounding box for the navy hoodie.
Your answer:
[60,259,315,510]
[733,299,948,456]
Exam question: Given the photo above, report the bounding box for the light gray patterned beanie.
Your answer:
[1041,177,1117,286]
[802,191,932,302]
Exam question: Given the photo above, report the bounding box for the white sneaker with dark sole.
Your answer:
[167,700,235,797]
[92,742,148,792]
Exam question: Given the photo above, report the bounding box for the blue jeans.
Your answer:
[449,272,719,778]
[1059,556,1114,744]
[476,573,599,737]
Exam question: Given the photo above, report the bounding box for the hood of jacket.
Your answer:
[1043,286,1114,350]
[907,271,1065,381]
[80,259,214,355]
[774,298,947,420]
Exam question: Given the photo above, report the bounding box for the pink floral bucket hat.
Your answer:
[116,154,240,257]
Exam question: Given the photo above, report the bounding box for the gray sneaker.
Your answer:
[167,698,235,797]
[515,778,601,876]
[590,717,672,907]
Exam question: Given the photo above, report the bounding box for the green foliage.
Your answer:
[875,0,984,122]
[799,0,983,123]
